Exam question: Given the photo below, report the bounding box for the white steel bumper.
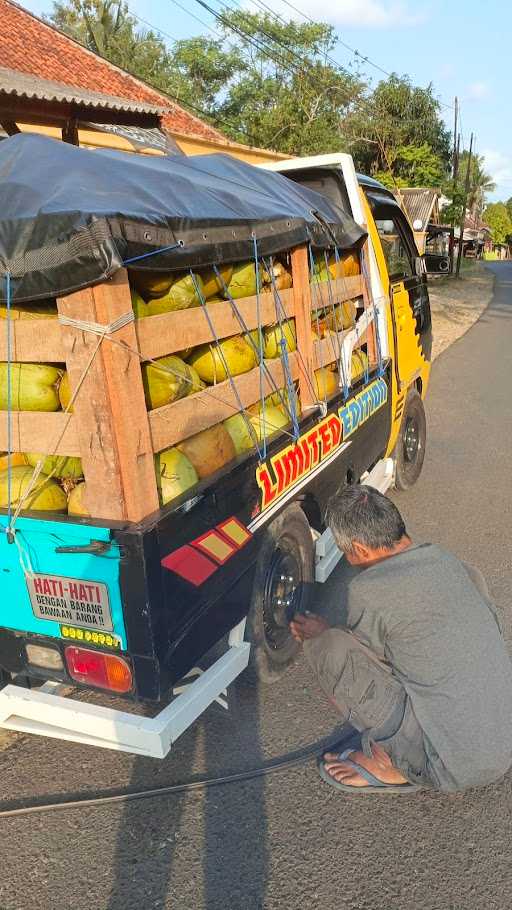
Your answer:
[0,620,250,759]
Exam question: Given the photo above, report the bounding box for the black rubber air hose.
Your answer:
[0,727,359,819]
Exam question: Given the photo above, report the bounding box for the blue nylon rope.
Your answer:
[333,246,351,401]
[253,238,266,460]
[212,265,291,422]
[323,249,345,376]
[5,272,13,542]
[188,270,264,460]
[264,257,300,441]
[122,243,181,267]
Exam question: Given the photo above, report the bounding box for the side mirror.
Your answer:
[423,254,452,275]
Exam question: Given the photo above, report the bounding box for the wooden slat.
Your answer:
[149,354,300,453]
[0,412,80,455]
[309,275,363,312]
[57,270,159,522]
[291,246,315,411]
[0,320,63,362]
[137,290,295,361]
[135,276,362,361]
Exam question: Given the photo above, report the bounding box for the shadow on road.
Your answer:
[105,674,269,910]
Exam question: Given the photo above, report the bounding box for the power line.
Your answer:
[274,0,454,111]
[127,0,461,160]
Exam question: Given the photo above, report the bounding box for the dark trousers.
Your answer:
[303,628,431,785]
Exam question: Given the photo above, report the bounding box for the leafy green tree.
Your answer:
[342,74,451,181]
[47,2,451,164]
[49,1,173,90]
[505,197,512,222]
[482,202,512,244]
[458,152,496,221]
[441,151,496,227]
[374,143,444,188]
[48,1,242,118]
[215,11,364,153]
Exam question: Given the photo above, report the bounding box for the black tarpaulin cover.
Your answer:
[0,133,366,302]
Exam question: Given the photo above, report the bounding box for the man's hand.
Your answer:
[290,613,330,642]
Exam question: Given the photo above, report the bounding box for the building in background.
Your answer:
[0,0,287,165]
[395,187,441,253]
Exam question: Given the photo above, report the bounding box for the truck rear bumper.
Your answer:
[0,620,249,759]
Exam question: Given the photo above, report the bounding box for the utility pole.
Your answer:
[451,98,460,236]
[456,131,473,279]
[452,97,458,179]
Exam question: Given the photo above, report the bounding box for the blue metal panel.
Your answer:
[0,515,127,650]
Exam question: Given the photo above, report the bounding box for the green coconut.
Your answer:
[0,363,62,412]
[147,273,204,314]
[267,387,301,417]
[131,287,153,319]
[0,453,28,471]
[177,424,236,479]
[263,319,297,359]
[130,271,174,299]
[224,412,255,455]
[59,372,72,412]
[25,453,83,480]
[249,404,289,442]
[351,349,369,381]
[314,367,339,400]
[323,300,357,332]
[225,262,262,300]
[155,447,199,506]
[142,355,203,410]
[201,265,233,299]
[68,482,89,517]
[0,465,67,512]
[189,335,257,384]
[0,301,57,319]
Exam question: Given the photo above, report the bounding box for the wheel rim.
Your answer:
[403,415,420,463]
[262,541,302,651]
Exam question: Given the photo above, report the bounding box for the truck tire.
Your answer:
[246,503,314,684]
[394,389,427,490]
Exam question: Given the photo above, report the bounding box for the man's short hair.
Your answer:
[325,484,407,552]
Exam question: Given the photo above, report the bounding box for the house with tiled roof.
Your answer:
[0,0,287,164]
[394,187,441,253]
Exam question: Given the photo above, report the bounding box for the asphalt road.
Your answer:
[1,263,512,910]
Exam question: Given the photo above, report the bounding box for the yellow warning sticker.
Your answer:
[60,625,121,649]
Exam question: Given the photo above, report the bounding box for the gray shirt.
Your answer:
[346,543,512,791]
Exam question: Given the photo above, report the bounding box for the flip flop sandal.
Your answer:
[318,748,423,794]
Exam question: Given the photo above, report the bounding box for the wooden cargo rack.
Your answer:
[0,245,376,523]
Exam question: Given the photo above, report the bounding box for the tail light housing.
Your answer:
[65,646,133,694]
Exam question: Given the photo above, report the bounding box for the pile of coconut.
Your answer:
[0,253,366,517]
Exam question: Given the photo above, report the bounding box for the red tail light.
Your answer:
[65,646,133,694]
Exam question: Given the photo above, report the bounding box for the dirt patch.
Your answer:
[429,262,494,360]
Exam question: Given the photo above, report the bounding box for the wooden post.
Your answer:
[57,270,159,522]
[291,246,315,411]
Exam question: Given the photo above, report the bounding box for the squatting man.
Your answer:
[290,485,512,793]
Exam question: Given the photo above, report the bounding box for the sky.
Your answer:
[22,0,512,201]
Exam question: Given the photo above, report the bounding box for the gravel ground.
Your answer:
[428,262,494,360]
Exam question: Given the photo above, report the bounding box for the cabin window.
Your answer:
[374,216,415,281]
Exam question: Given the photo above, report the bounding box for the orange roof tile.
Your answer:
[0,0,225,141]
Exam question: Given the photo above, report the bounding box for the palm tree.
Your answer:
[457,152,496,223]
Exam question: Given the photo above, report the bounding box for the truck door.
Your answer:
[372,204,432,391]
